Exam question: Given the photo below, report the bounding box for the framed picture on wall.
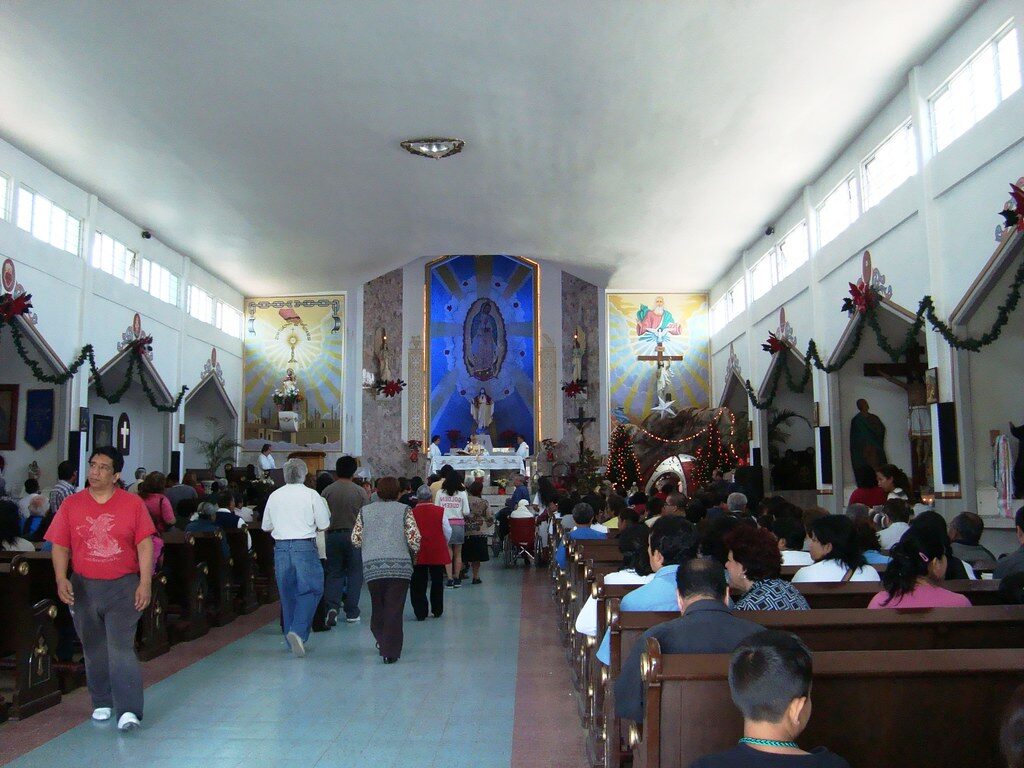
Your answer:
[0,385,19,450]
[92,415,114,450]
[925,368,939,405]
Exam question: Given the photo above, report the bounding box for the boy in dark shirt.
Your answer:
[690,630,849,768]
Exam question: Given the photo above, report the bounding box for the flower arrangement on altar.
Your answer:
[499,429,517,447]
[446,429,462,446]
[561,379,586,399]
[272,373,303,409]
[541,438,558,462]
[495,477,508,494]
[374,378,406,398]
[406,439,422,463]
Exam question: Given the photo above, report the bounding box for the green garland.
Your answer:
[744,244,1024,411]
[3,320,187,413]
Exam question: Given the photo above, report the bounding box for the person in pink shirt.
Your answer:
[868,526,971,609]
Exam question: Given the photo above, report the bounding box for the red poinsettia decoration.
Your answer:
[561,379,586,398]
[377,378,405,398]
[0,292,33,322]
[406,439,422,463]
[841,282,878,315]
[131,334,154,356]
[761,332,787,355]
[1012,183,1024,232]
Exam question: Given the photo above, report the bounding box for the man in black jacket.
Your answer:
[614,556,762,723]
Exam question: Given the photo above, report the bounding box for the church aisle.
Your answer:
[3,568,527,768]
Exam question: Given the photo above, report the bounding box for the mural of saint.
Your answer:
[636,295,683,338]
[464,299,506,381]
[850,398,887,472]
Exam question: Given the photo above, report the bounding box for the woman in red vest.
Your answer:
[409,484,452,620]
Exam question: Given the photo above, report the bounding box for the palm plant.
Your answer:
[194,417,241,474]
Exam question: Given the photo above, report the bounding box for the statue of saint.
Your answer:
[470,389,494,431]
[850,398,887,472]
[571,327,586,382]
[374,328,393,383]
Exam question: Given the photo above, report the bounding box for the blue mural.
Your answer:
[428,255,536,454]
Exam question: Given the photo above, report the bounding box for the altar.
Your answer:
[433,452,525,484]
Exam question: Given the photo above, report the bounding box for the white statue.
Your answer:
[470,389,494,431]
[374,328,393,383]
[656,362,673,398]
[571,326,586,382]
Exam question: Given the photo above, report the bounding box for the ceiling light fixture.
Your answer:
[400,137,465,159]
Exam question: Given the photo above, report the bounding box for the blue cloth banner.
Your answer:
[24,389,54,450]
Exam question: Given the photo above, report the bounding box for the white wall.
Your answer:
[707,0,1024,543]
[0,135,244,489]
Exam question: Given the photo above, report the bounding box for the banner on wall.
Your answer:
[607,292,710,425]
[243,295,345,450]
[427,255,537,454]
[24,389,54,450]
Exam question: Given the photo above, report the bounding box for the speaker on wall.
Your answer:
[67,431,81,466]
[937,402,960,485]
[170,450,181,479]
[818,427,833,485]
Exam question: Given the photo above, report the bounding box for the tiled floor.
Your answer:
[4,566,541,768]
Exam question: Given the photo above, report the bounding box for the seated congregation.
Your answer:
[547,472,1024,768]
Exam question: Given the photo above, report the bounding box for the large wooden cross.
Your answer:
[637,342,685,369]
[566,405,596,461]
[863,342,928,406]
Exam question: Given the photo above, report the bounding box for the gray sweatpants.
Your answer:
[70,573,144,719]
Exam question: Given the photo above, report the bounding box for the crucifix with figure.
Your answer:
[638,342,685,397]
[566,406,595,462]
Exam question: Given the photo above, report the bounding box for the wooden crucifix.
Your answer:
[638,342,685,397]
[566,405,596,462]
[862,341,928,406]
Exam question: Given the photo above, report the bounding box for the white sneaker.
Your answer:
[92,707,112,721]
[345,616,361,624]
[117,712,141,730]
[286,631,306,658]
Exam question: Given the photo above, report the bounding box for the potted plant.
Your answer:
[194,417,242,475]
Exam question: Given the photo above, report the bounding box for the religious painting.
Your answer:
[243,295,345,450]
[0,385,18,451]
[607,293,710,425]
[92,414,113,451]
[427,255,537,454]
[925,367,939,405]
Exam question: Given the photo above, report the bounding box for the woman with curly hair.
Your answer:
[724,526,809,611]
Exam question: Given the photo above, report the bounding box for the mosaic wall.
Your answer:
[362,269,407,478]
[561,272,601,456]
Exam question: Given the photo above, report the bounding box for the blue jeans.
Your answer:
[324,529,362,619]
[274,539,324,643]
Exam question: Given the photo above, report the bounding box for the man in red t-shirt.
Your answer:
[45,446,155,731]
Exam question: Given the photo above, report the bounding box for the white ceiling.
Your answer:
[0,1,979,296]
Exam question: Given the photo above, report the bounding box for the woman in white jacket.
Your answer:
[436,472,470,587]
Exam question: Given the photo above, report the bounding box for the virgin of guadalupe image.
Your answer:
[464,299,505,381]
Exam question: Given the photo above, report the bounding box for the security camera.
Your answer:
[141,230,152,240]
[764,226,775,237]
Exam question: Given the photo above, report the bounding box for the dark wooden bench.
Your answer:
[225,528,259,615]
[0,559,61,720]
[189,531,238,627]
[634,644,1024,768]
[596,598,1021,768]
[161,529,210,641]
[249,527,279,604]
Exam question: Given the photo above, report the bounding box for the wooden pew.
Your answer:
[798,578,1001,608]
[189,530,238,627]
[0,550,170,664]
[597,598,1020,768]
[634,643,1024,768]
[0,559,61,719]
[249,527,279,604]
[224,529,259,615]
[161,529,210,641]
